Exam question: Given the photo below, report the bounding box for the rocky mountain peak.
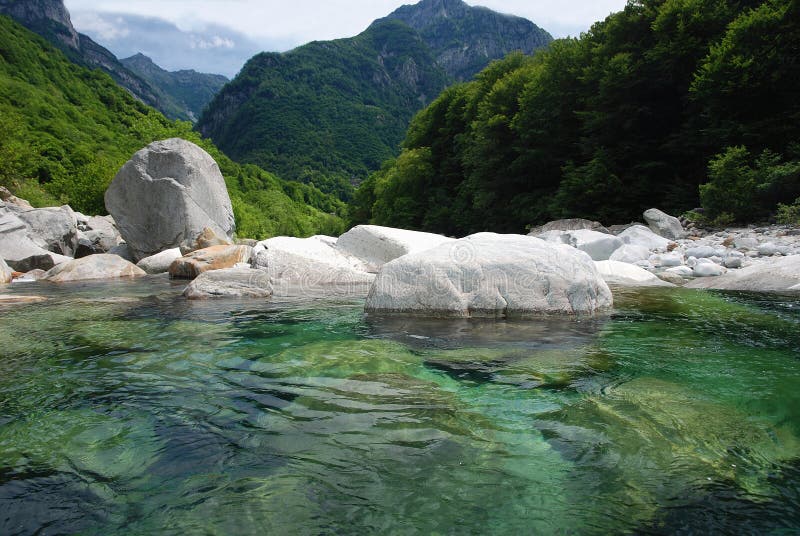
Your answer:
[0,0,78,49]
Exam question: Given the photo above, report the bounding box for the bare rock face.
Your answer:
[105,139,235,261]
[365,233,613,318]
[169,245,252,280]
[42,254,145,282]
[0,202,70,271]
[0,257,12,284]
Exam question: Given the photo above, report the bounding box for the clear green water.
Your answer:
[1,279,799,535]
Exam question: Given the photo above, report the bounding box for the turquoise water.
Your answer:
[1,278,799,534]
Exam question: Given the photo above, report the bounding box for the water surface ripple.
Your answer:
[1,279,799,534]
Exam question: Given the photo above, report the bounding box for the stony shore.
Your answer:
[2,139,798,319]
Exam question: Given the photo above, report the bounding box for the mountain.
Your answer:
[352,0,800,234]
[121,53,228,122]
[0,0,226,122]
[383,0,552,81]
[0,14,346,239]
[197,0,553,198]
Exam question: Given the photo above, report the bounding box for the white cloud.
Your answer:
[71,11,131,41]
[190,35,236,50]
[65,0,629,50]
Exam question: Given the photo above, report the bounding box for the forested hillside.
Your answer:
[0,15,345,239]
[198,0,552,199]
[353,0,800,234]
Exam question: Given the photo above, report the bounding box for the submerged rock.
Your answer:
[42,254,145,282]
[595,260,674,288]
[336,225,454,272]
[183,267,272,300]
[365,233,612,318]
[104,138,235,261]
[169,245,253,280]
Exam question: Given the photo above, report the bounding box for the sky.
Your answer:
[64,0,628,77]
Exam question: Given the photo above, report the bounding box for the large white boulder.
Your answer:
[365,233,613,318]
[617,225,671,251]
[643,208,686,239]
[336,225,454,273]
[43,254,145,282]
[252,236,374,295]
[528,218,609,236]
[688,255,800,292]
[183,267,272,300]
[104,138,235,261]
[595,260,674,288]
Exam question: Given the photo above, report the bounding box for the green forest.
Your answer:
[197,19,451,200]
[0,15,346,239]
[352,0,800,235]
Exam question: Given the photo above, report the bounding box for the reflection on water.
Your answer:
[0,278,799,534]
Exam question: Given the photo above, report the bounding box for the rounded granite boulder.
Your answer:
[364,233,613,318]
[104,138,235,262]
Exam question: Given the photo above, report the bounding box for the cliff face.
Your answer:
[0,0,78,49]
[384,0,553,80]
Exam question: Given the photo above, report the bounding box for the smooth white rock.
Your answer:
[649,253,683,267]
[252,236,374,295]
[336,225,454,273]
[643,208,686,239]
[104,138,235,261]
[564,229,623,261]
[365,233,613,318]
[610,244,652,264]
[685,246,717,259]
[183,268,272,300]
[137,248,182,274]
[758,242,791,257]
[618,225,671,250]
[43,254,145,282]
[666,265,694,277]
[735,237,759,250]
[688,255,800,292]
[693,263,726,277]
[595,260,674,287]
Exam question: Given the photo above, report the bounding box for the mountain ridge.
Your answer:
[0,0,225,122]
[197,0,553,196]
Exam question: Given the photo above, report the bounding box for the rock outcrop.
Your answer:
[183,267,272,300]
[15,205,78,256]
[365,233,612,318]
[105,139,235,261]
[42,254,145,282]
[336,225,454,272]
[528,218,609,236]
[0,203,70,271]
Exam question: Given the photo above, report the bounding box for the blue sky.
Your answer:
[64,0,628,77]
